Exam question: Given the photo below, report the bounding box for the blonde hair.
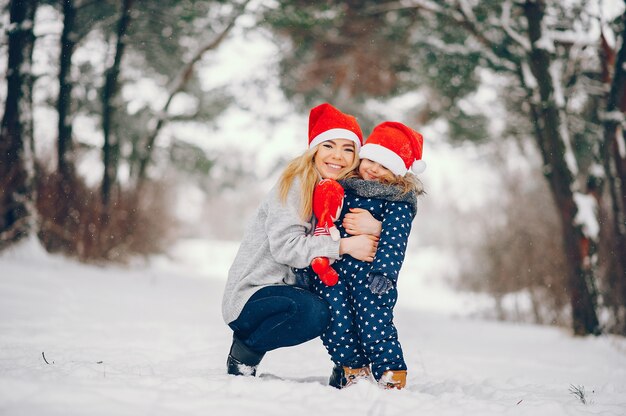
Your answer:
[278,144,360,220]
[347,169,425,196]
[386,172,425,196]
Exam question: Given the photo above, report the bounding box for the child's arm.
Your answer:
[366,201,414,294]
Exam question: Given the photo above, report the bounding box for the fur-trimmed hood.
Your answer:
[339,178,418,217]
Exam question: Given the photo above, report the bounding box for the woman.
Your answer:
[222,103,379,376]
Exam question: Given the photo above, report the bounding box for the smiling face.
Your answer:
[358,158,395,182]
[313,139,357,179]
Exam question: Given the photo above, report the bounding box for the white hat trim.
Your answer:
[359,143,408,176]
[310,128,361,150]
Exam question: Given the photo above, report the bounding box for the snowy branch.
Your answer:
[422,36,516,72]
[164,0,252,115]
[134,0,252,187]
[456,0,476,22]
[365,0,447,16]
[499,0,531,51]
[618,131,626,159]
[599,110,626,123]
[367,0,520,72]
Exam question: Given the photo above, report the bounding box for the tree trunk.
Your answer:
[101,0,133,206]
[522,0,600,335]
[601,9,626,335]
[57,0,77,179]
[0,0,39,249]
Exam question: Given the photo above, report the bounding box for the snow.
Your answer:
[2,239,626,416]
[574,192,600,240]
[534,35,555,53]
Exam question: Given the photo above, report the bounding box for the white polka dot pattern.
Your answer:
[311,190,415,380]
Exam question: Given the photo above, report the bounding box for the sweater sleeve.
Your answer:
[369,201,413,282]
[264,180,340,269]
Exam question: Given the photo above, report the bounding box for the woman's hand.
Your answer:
[342,208,382,237]
[339,234,379,262]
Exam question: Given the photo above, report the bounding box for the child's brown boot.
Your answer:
[343,366,373,387]
[379,370,407,389]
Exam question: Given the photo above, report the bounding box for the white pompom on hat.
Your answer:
[308,103,363,150]
[359,121,426,176]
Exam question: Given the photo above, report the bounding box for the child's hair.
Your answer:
[384,172,425,196]
[348,169,425,196]
[278,145,360,219]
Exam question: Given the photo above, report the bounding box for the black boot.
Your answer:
[226,336,265,376]
[328,364,346,389]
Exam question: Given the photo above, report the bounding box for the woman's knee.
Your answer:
[257,286,331,339]
[302,295,331,337]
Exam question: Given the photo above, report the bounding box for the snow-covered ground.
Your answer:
[1,238,625,416]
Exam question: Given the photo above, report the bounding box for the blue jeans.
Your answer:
[228,285,331,353]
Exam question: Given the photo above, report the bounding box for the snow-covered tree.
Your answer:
[263,0,618,335]
[600,8,626,334]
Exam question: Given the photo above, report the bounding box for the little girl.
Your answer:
[311,121,426,390]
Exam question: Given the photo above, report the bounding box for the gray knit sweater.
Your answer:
[222,177,341,324]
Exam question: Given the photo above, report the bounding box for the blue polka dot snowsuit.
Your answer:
[310,178,417,380]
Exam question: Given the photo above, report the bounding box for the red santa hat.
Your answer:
[359,121,426,176]
[308,103,363,150]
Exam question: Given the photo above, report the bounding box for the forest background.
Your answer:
[1,0,626,338]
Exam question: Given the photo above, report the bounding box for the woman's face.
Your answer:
[358,158,395,182]
[314,139,356,179]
